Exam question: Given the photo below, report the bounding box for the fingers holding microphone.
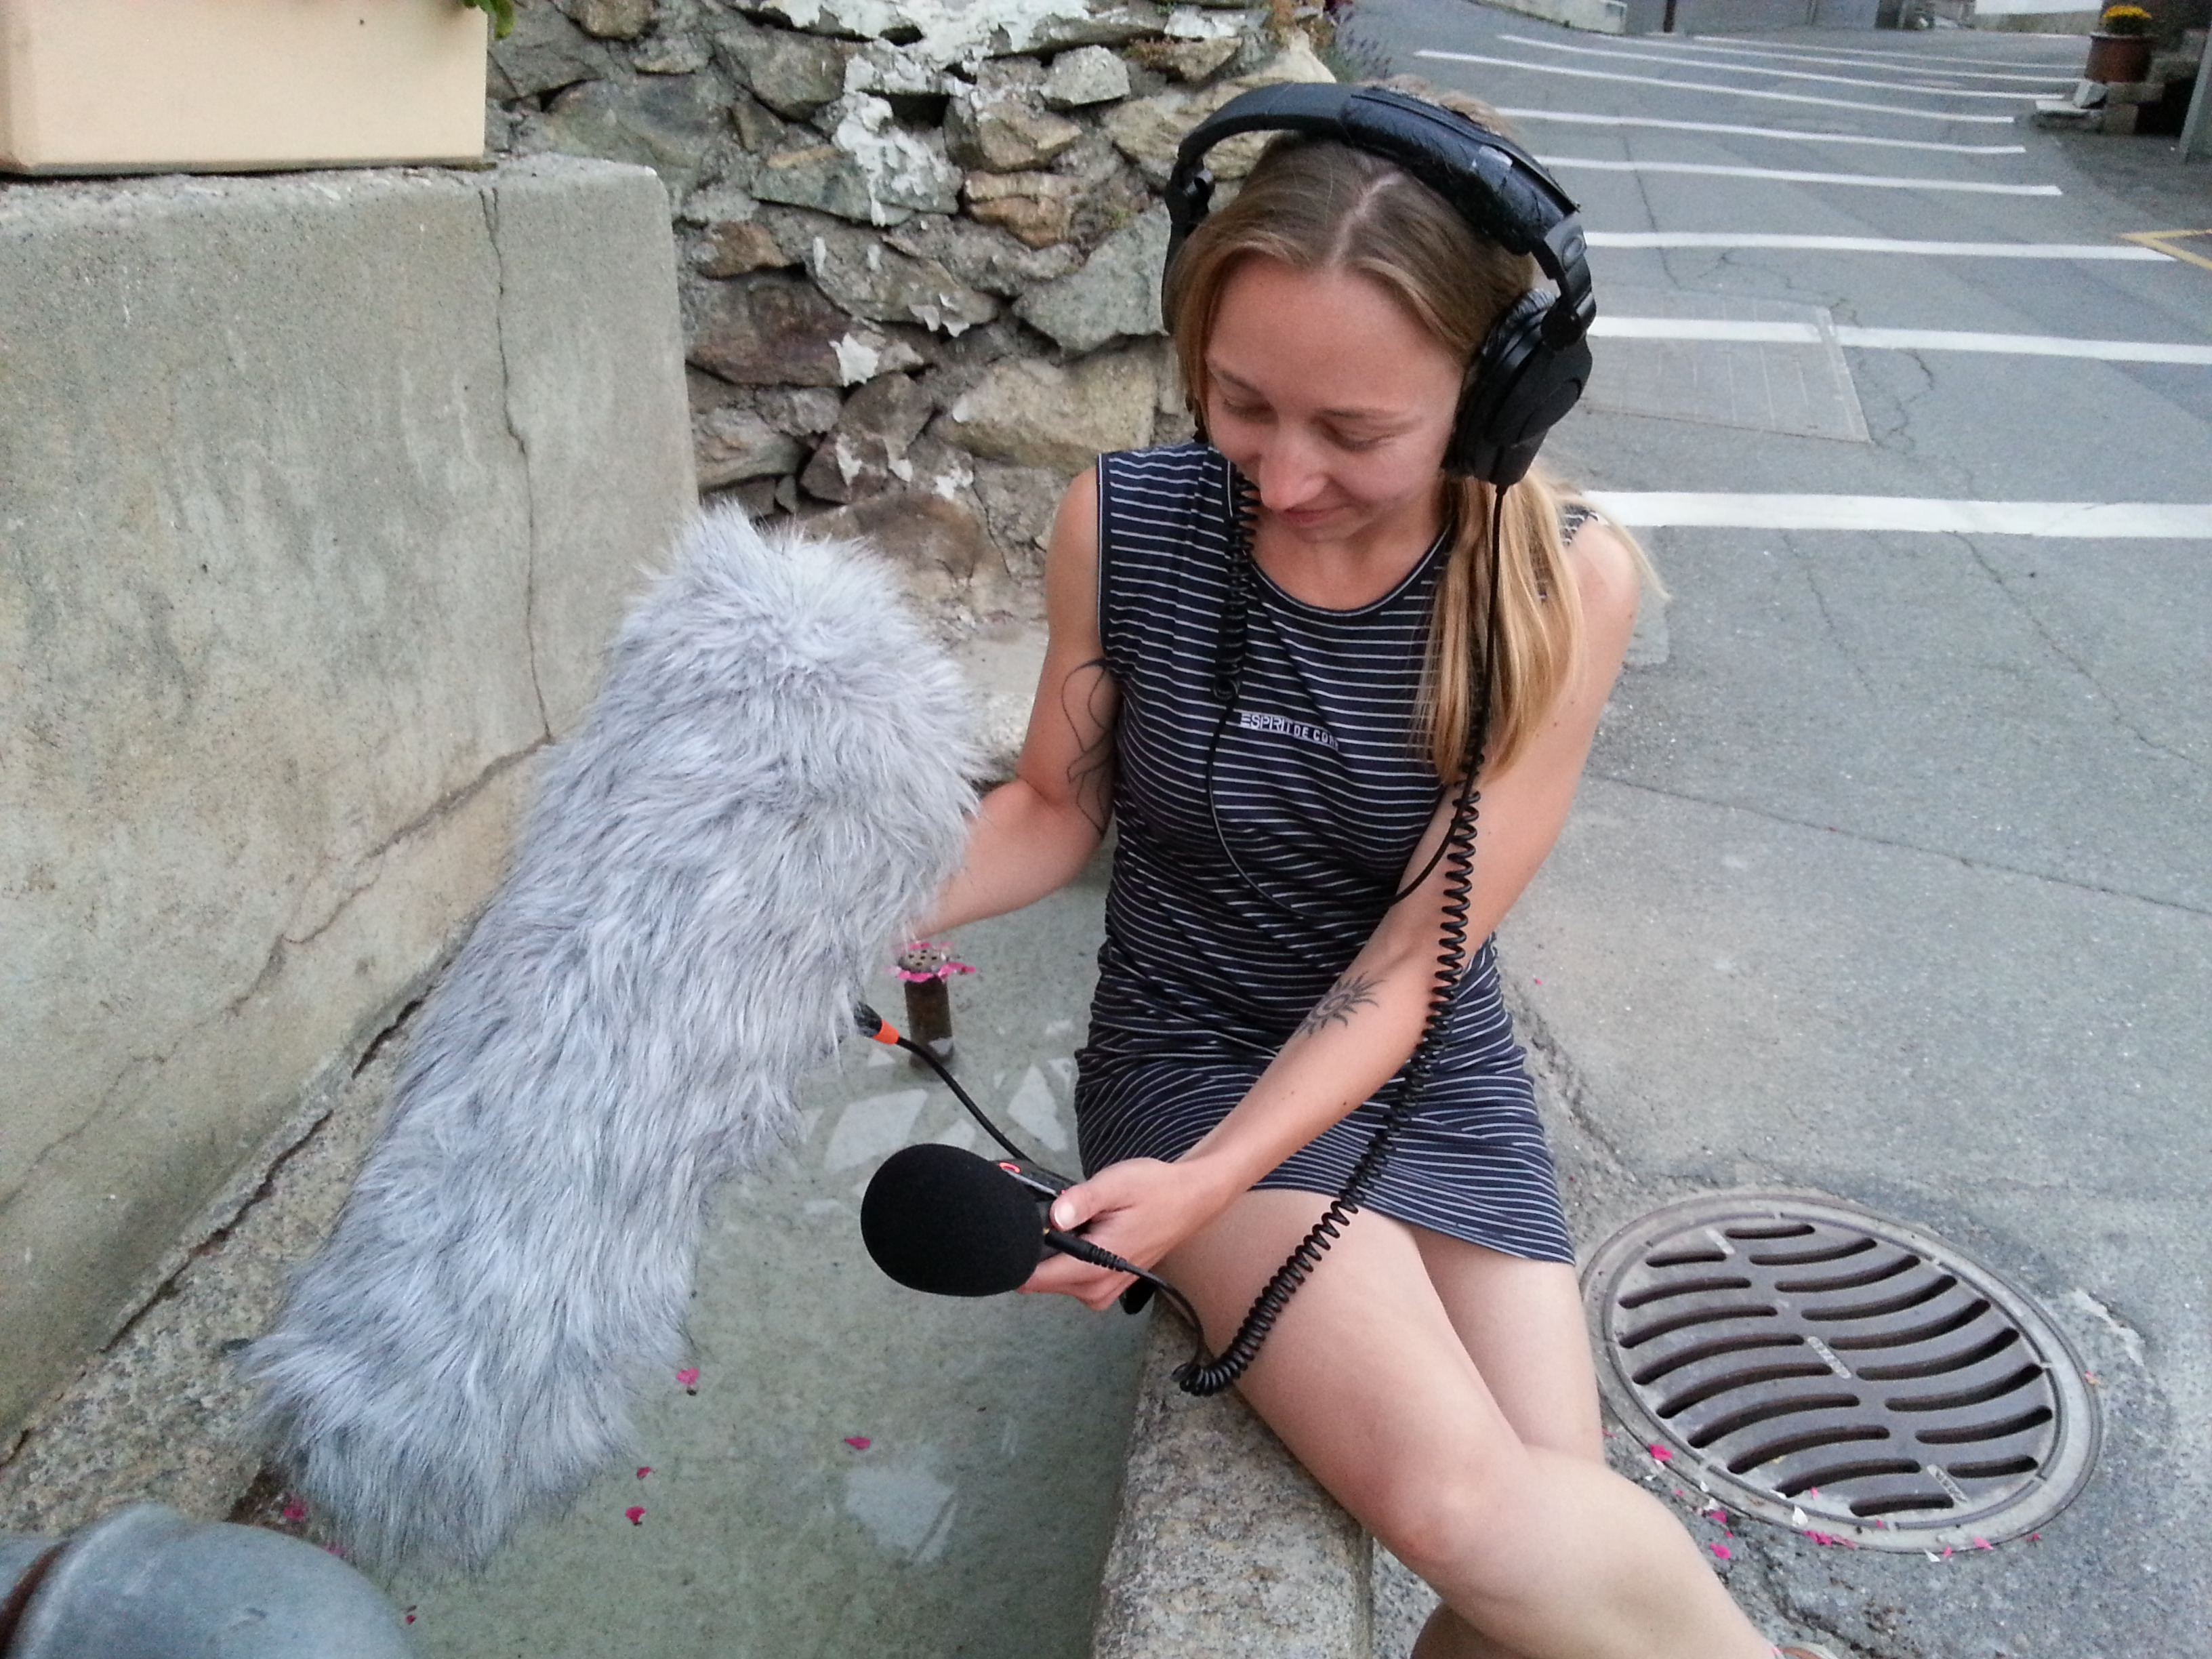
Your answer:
[1023,1158,1236,1310]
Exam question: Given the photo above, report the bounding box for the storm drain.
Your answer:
[1583,1193,2099,1551]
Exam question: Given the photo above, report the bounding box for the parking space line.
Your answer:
[1699,35,2091,75]
[1493,33,2047,102]
[1584,494,2212,535]
[1540,157,2060,194]
[1623,37,2074,86]
[1494,108,2026,154]
[1593,317,2212,363]
[1586,232,2167,259]
[1412,51,2023,125]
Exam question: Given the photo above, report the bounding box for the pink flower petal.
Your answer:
[280,1499,308,1524]
[636,1467,652,1479]
[1973,1536,1992,1550]
[1647,1443,1673,1462]
[843,1435,872,1450]
[676,1367,699,1391]
[626,1506,646,1525]
[1711,1542,1732,1560]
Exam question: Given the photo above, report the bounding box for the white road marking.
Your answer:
[1494,107,2027,154]
[1623,37,2075,85]
[1585,494,2212,536]
[1700,35,2089,75]
[1593,316,2212,363]
[1586,232,2169,260]
[1412,49,2022,125]
[1494,33,2045,102]
[1539,155,2060,194]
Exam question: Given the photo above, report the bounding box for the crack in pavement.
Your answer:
[1788,533,1881,701]
[1948,531,2210,781]
[1582,771,2212,919]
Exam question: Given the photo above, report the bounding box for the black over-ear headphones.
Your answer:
[1162,83,1596,488]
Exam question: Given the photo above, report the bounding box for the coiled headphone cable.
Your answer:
[1174,478,1507,1397]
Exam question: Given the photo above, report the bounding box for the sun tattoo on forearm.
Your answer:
[1295,971,1381,1040]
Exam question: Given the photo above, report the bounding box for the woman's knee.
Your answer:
[1359,1452,1532,1584]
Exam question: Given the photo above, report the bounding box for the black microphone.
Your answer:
[861,1143,1056,1297]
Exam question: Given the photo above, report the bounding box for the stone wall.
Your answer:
[487,0,1340,637]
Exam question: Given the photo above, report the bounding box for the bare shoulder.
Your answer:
[1043,466,1102,619]
[1561,515,1641,640]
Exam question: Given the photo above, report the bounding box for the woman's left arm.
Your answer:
[1030,523,1644,1307]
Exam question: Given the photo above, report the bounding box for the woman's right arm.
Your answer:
[916,467,1120,935]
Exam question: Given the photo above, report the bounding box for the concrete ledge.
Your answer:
[0,155,693,1450]
[1091,1316,1374,1659]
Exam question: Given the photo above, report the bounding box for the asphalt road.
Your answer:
[1335,5,2212,1655]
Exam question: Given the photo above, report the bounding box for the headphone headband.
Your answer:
[1160,83,1598,484]
[1165,84,1592,337]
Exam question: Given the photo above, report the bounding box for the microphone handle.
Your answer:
[1042,1230,1205,1336]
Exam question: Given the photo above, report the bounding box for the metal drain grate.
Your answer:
[1584,1194,2100,1551]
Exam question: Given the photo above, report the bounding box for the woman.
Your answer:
[920,109,1821,1659]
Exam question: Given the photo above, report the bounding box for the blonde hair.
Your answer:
[1162,100,1638,778]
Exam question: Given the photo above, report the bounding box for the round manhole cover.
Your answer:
[1583,1193,2100,1551]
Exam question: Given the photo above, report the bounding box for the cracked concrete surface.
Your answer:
[1,156,693,1456]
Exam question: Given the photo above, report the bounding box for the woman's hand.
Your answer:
[1020,1155,1242,1311]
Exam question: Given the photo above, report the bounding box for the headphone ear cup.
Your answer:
[1447,292,1592,486]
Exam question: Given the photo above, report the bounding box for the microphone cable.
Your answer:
[853,1004,1211,1339]
[1172,483,1509,1398]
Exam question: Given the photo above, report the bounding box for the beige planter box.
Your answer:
[0,0,487,176]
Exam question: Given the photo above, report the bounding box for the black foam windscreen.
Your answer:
[861,1143,1046,1297]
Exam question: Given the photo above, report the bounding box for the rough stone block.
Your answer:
[531,72,733,199]
[695,219,792,277]
[0,157,693,1445]
[1016,203,1170,354]
[688,269,923,386]
[1043,44,1134,108]
[800,219,999,333]
[940,346,1158,472]
[489,3,617,99]
[564,0,655,41]
[885,212,1084,295]
[1092,1317,1372,1659]
[695,405,806,488]
[963,168,1083,247]
[946,87,1088,172]
[712,17,853,119]
[799,370,938,502]
[1131,35,1244,82]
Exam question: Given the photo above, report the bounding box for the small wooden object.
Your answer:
[897,943,958,1069]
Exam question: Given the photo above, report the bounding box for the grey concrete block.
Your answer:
[0,156,692,1449]
[1091,1317,1372,1659]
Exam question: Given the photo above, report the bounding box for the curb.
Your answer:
[1090,1315,1442,1659]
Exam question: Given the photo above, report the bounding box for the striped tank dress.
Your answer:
[1073,441,1574,1265]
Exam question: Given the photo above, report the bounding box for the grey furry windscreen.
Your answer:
[245,506,979,1573]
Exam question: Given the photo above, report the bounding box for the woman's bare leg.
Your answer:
[1406,1240,1612,1659]
[1162,1191,1771,1659]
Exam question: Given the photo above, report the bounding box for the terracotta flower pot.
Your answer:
[0,0,488,176]
[2084,31,2156,85]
